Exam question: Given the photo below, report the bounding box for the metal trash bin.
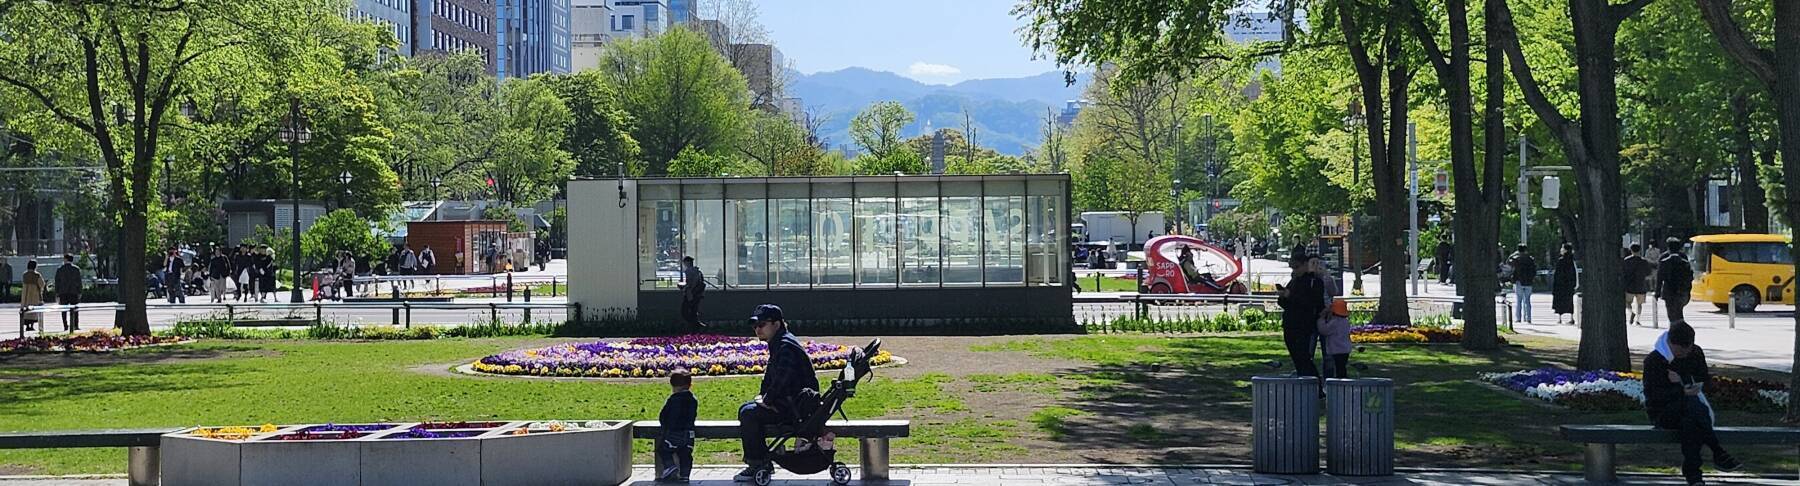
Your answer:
[1325,378,1395,476]
[1252,375,1320,474]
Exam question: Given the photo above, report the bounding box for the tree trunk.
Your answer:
[1768,0,1800,424]
[1731,94,1770,232]
[117,207,150,336]
[1340,8,1413,325]
[1568,0,1632,371]
[1455,0,1504,350]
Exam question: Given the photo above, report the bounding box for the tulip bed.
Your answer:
[0,330,188,353]
[1349,324,1481,344]
[1479,367,1788,412]
[470,334,897,378]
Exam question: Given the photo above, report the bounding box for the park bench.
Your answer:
[632,419,910,480]
[1561,424,1800,482]
[0,428,181,486]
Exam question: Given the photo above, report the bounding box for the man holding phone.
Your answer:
[1645,322,1739,485]
[1277,255,1328,377]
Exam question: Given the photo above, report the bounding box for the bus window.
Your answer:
[1717,242,1793,265]
[1690,242,1710,274]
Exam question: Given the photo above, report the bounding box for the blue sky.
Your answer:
[757,0,1059,84]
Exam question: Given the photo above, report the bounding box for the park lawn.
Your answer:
[972,334,1798,477]
[2,333,1793,477]
[0,339,967,475]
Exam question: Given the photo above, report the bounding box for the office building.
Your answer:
[732,43,782,107]
[569,0,613,71]
[668,0,697,23]
[609,0,670,39]
[497,0,573,78]
[350,0,417,55]
[415,0,498,73]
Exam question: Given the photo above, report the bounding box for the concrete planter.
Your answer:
[160,420,632,486]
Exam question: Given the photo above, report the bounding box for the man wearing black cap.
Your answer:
[736,304,819,481]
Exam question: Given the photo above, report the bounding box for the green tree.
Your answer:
[373,52,506,199]
[738,111,821,176]
[852,147,928,175]
[0,0,370,334]
[489,77,573,204]
[601,26,750,174]
[537,71,640,178]
[667,146,758,177]
[301,209,388,271]
[849,101,914,159]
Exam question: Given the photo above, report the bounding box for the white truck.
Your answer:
[1078,211,1165,250]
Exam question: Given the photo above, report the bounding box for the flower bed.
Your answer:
[0,331,188,353]
[1350,324,1482,344]
[1479,367,1787,412]
[470,334,897,378]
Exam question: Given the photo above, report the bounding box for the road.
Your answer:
[2,259,1790,373]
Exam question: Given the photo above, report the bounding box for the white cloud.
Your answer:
[907,62,962,78]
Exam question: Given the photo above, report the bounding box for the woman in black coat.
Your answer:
[1553,243,1577,324]
[1277,255,1327,377]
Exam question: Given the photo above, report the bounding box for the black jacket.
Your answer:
[658,389,698,444]
[1658,252,1693,298]
[207,255,230,278]
[1278,273,1328,331]
[1643,346,1709,422]
[1508,252,1537,285]
[682,266,705,299]
[1622,255,1654,294]
[760,331,820,417]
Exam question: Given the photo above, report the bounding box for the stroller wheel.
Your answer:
[830,462,852,485]
[753,467,773,486]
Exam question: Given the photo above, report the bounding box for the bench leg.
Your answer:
[128,446,159,486]
[859,437,890,480]
[1582,443,1615,483]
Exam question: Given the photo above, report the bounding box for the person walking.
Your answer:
[419,245,436,275]
[1658,237,1693,323]
[1318,299,1353,378]
[1624,244,1654,325]
[1435,239,1455,284]
[1645,322,1741,485]
[165,248,187,304]
[679,256,707,328]
[232,244,253,302]
[256,246,278,302]
[399,245,418,289]
[1553,243,1578,325]
[337,251,357,299]
[54,254,82,331]
[0,253,13,304]
[1508,245,1538,324]
[1277,255,1328,377]
[19,260,44,331]
[207,246,230,303]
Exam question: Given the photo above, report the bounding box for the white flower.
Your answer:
[1758,389,1789,407]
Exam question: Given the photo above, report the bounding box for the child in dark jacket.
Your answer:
[658,370,698,481]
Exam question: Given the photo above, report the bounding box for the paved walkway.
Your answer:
[3,466,1792,485]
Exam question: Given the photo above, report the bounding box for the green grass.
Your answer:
[0,339,955,475]
[979,335,1799,475]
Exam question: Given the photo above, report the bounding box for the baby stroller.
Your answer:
[747,339,883,486]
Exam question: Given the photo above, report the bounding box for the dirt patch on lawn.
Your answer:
[0,345,277,369]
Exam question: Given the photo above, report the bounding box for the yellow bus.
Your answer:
[1690,233,1793,312]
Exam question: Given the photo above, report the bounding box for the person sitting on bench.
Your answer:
[1645,321,1740,485]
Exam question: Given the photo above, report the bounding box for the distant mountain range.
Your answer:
[788,68,1091,156]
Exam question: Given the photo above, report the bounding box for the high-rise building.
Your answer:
[350,0,416,55]
[668,0,697,23]
[731,43,782,106]
[609,0,669,39]
[496,0,572,79]
[415,0,498,73]
[568,0,613,71]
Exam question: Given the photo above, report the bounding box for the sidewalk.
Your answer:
[2,465,1789,485]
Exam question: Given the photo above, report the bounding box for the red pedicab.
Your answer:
[1142,235,1250,296]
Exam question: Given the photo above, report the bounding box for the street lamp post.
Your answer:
[1346,101,1365,293]
[279,98,311,303]
[430,176,443,221]
[1171,179,1182,235]
[338,171,352,209]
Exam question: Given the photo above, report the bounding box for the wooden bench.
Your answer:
[633,419,910,480]
[1561,424,1800,482]
[0,428,182,486]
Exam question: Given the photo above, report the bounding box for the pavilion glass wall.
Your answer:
[638,177,1066,291]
